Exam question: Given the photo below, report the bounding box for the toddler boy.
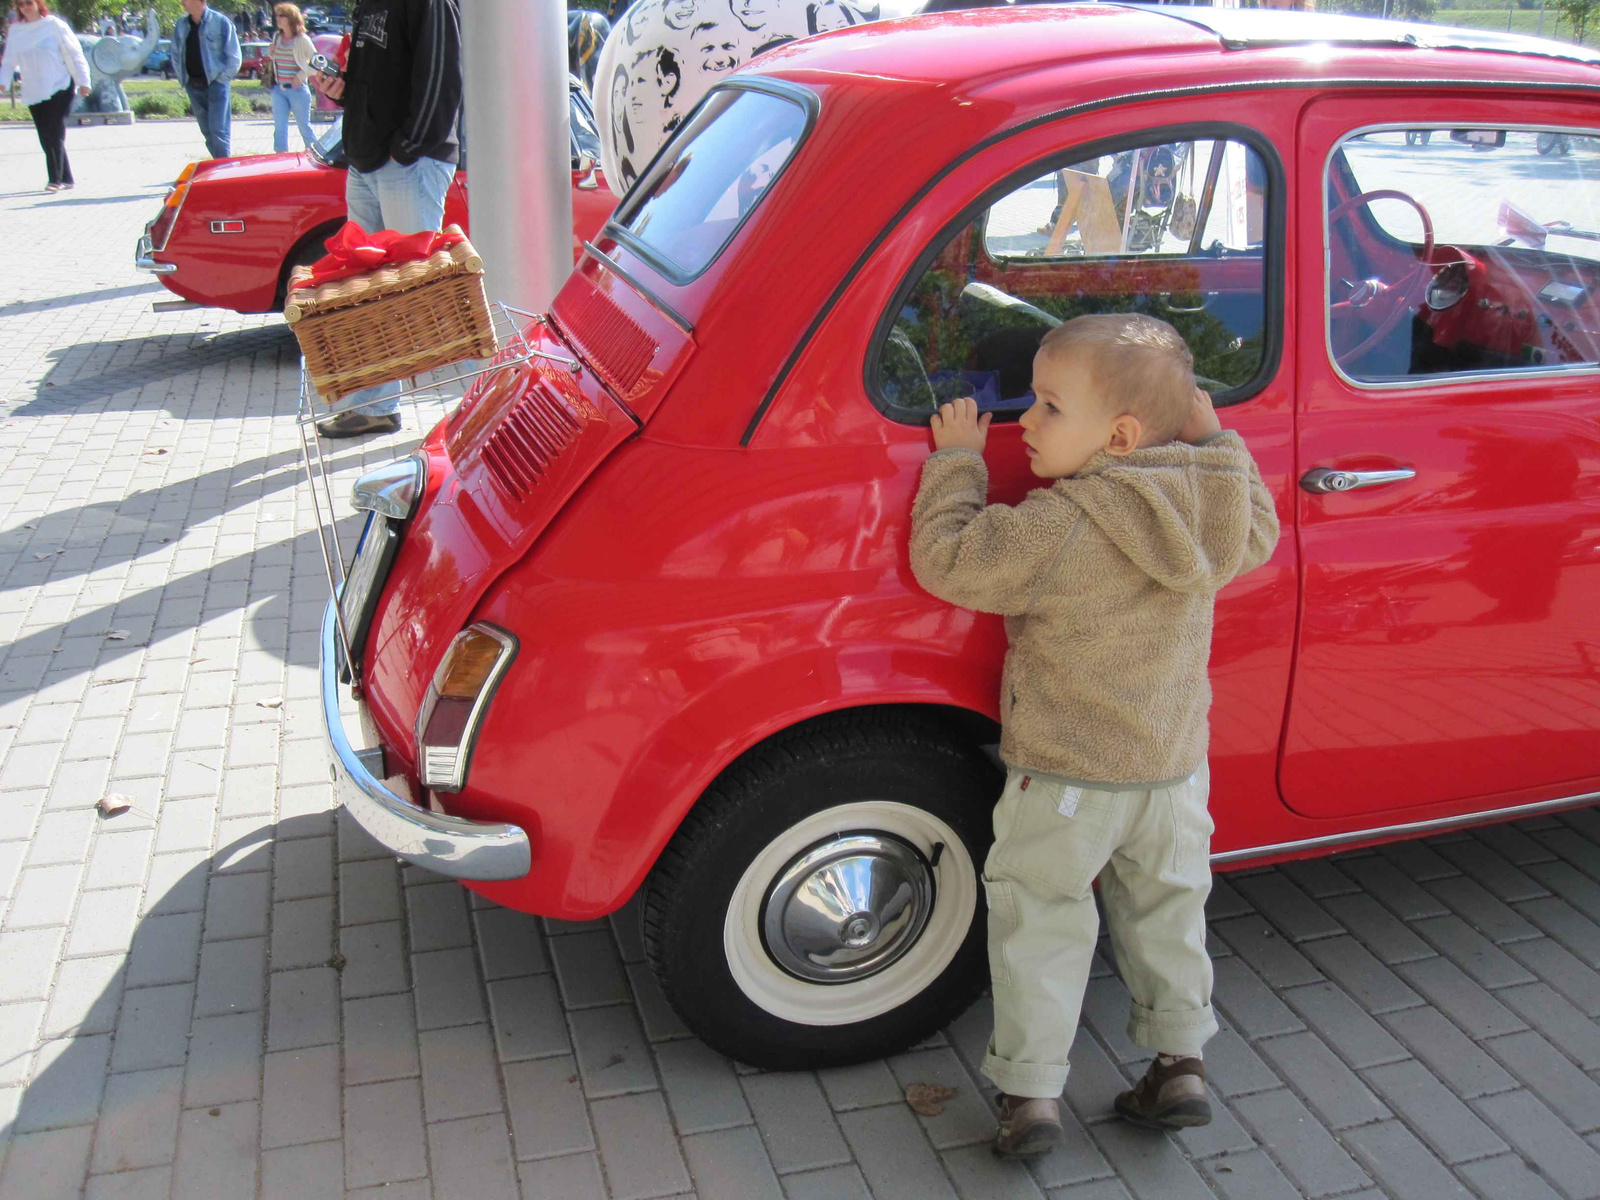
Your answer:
[909,313,1278,1156]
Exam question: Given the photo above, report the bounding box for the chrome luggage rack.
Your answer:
[294,299,577,683]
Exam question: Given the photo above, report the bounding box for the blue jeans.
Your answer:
[185,79,232,159]
[334,157,456,417]
[270,82,314,154]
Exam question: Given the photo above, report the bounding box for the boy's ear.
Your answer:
[1105,413,1143,456]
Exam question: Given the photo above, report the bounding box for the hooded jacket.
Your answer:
[910,432,1279,788]
[339,0,462,172]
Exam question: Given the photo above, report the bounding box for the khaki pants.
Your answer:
[981,763,1217,1099]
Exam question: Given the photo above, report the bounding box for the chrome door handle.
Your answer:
[1300,467,1416,494]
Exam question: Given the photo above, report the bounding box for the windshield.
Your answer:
[614,85,808,281]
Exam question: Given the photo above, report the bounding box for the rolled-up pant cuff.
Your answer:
[982,1053,1067,1100]
[1128,1002,1217,1056]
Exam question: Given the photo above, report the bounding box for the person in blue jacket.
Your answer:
[172,0,242,158]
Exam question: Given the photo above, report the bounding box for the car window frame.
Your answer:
[863,121,1287,427]
[604,76,821,288]
[1324,120,1600,392]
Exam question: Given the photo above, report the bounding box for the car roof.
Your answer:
[1145,4,1600,68]
[754,2,1600,86]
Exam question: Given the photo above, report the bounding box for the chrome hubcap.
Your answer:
[761,833,934,984]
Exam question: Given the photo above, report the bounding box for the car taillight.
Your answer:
[416,625,517,792]
[148,173,193,251]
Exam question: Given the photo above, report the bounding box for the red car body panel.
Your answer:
[142,141,617,314]
[349,7,1600,918]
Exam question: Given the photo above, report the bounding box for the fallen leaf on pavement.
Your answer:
[905,1083,958,1116]
[256,697,283,709]
[105,630,130,640]
[96,793,134,817]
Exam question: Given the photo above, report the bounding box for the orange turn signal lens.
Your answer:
[164,182,190,210]
[175,162,197,185]
[435,629,507,699]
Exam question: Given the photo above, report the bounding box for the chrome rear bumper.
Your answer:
[135,234,176,274]
[319,600,530,881]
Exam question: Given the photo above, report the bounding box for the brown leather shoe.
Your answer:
[315,410,402,438]
[992,1093,1064,1158]
[1115,1056,1212,1129]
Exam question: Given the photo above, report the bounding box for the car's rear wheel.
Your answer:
[641,711,998,1069]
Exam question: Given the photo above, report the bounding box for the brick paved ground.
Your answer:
[3,118,1600,1200]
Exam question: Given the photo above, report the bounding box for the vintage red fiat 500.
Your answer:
[320,6,1600,1068]
[134,78,616,314]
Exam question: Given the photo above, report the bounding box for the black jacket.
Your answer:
[340,0,462,173]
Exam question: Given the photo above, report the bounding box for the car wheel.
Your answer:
[641,711,998,1069]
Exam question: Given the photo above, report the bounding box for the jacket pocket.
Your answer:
[990,775,1116,901]
[983,878,1017,987]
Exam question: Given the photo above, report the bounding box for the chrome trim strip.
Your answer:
[320,601,531,881]
[1212,789,1600,865]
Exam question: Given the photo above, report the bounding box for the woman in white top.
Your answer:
[265,3,316,154]
[0,0,91,191]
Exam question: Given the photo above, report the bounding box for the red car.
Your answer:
[135,78,616,313]
[239,41,270,80]
[318,7,1600,1068]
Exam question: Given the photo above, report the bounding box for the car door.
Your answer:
[835,117,1298,845]
[1282,97,1600,820]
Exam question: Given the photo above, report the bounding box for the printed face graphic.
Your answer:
[693,24,741,72]
[628,56,654,124]
[811,1,853,33]
[731,0,773,31]
[663,0,699,30]
[609,67,629,137]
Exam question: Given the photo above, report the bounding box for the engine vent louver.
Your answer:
[552,277,656,399]
[481,381,583,499]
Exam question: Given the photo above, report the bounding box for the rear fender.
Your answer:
[463,642,1000,917]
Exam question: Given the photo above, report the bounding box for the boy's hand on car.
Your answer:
[930,396,992,454]
[1179,387,1222,445]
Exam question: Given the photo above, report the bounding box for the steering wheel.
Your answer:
[1328,189,1435,367]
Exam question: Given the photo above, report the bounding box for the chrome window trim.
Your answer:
[1212,788,1599,866]
[1322,120,1600,392]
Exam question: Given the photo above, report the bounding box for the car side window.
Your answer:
[872,136,1273,419]
[1328,126,1600,383]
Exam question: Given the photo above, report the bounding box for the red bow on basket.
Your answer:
[292,223,466,288]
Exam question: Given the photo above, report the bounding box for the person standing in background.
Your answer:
[172,0,241,159]
[0,0,90,193]
[309,0,462,438]
[265,3,316,152]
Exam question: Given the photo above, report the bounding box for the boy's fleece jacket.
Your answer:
[910,432,1279,789]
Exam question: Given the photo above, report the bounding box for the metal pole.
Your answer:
[461,0,573,314]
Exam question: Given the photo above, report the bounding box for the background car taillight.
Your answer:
[416,626,517,792]
[147,163,197,251]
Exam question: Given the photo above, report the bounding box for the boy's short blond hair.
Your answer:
[1039,314,1195,444]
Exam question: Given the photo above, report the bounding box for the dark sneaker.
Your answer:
[992,1093,1063,1158]
[315,411,401,438]
[1115,1056,1211,1130]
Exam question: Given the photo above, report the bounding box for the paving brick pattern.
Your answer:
[3,120,1600,1200]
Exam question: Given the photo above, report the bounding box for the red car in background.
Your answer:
[239,41,269,79]
[319,7,1600,1069]
[135,78,616,313]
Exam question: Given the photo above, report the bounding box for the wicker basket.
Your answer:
[285,225,499,403]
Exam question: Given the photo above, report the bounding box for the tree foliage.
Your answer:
[1551,0,1600,42]
[51,0,245,34]
[1318,0,1441,20]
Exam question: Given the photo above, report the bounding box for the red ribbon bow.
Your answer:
[292,223,466,288]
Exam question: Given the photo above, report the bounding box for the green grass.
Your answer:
[1,77,275,122]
